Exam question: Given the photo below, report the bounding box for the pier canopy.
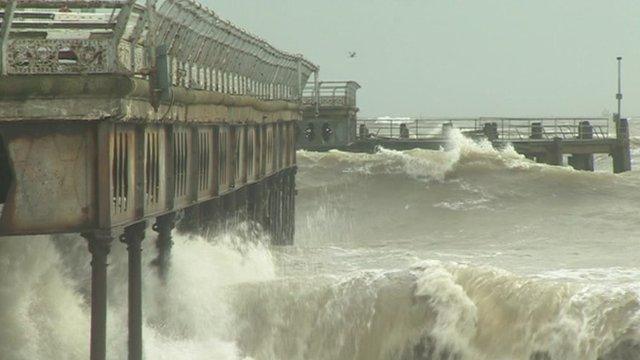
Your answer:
[0,0,318,100]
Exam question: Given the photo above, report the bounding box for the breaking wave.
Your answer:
[297,130,640,184]
[2,129,640,359]
[0,229,274,360]
[232,261,640,360]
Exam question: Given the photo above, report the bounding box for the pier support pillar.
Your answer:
[482,122,499,141]
[258,182,269,231]
[152,213,176,281]
[223,190,238,226]
[292,171,297,243]
[542,137,563,166]
[612,117,631,173]
[269,181,275,241]
[285,169,296,245]
[279,175,287,244]
[236,188,249,222]
[568,121,595,171]
[271,177,281,244]
[212,197,224,232]
[267,176,284,244]
[121,221,147,360]
[82,230,114,360]
[279,176,285,243]
[262,181,272,238]
[247,183,265,231]
[568,154,593,171]
[176,206,199,234]
[201,198,223,235]
[281,174,290,245]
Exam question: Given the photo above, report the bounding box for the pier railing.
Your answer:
[358,117,611,141]
[0,0,317,100]
[302,81,360,108]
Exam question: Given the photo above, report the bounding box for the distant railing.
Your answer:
[357,117,611,140]
[302,81,360,108]
[0,0,317,101]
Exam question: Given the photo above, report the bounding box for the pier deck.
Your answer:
[353,117,630,172]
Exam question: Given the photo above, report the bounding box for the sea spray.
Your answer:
[0,237,90,360]
[2,129,640,359]
[0,228,275,360]
[142,229,274,360]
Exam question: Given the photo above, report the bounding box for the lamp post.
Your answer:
[616,56,623,119]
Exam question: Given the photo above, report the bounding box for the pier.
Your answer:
[0,1,316,359]
[355,116,631,173]
[301,83,631,173]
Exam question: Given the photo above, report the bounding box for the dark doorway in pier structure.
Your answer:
[0,135,13,206]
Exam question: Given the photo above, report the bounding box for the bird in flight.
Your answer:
[349,52,357,58]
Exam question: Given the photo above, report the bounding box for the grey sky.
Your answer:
[205,0,640,118]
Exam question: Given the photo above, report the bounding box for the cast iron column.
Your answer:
[121,222,147,360]
[82,230,114,360]
[152,213,176,281]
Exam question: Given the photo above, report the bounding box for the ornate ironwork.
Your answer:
[7,39,115,74]
[0,0,317,99]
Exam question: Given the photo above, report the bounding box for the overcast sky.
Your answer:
[204,0,640,118]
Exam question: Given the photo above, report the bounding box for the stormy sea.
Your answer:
[1,127,640,360]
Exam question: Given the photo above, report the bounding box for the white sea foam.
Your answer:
[3,128,640,360]
[0,230,275,360]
